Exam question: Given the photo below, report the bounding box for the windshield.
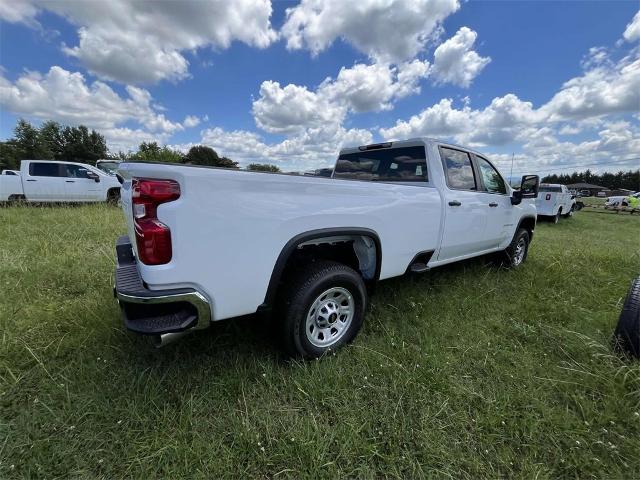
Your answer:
[96,161,120,175]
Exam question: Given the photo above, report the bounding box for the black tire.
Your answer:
[107,188,120,205]
[563,205,574,218]
[613,277,640,359]
[278,260,367,359]
[499,228,530,268]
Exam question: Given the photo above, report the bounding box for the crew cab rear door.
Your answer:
[436,146,490,261]
[23,161,67,201]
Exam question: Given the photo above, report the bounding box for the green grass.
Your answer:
[1,205,639,479]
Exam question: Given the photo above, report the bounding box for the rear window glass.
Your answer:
[333,146,427,182]
[29,162,61,177]
[440,147,476,190]
[539,185,562,192]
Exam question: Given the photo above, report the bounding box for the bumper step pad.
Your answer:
[115,236,200,335]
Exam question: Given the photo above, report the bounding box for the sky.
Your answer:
[0,0,638,176]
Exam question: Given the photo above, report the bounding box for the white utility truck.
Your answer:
[0,160,121,203]
[535,183,576,223]
[113,138,540,357]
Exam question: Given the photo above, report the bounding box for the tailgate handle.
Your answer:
[448,200,462,207]
[489,202,498,207]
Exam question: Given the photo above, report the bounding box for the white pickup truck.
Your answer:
[113,138,539,357]
[0,160,121,203]
[535,183,576,223]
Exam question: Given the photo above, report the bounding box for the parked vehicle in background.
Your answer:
[113,138,540,357]
[96,159,122,176]
[596,191,607,197]
[536,184,576,223]
[1,170,20,176]
[0,160,121,203]
[606,192,640,207]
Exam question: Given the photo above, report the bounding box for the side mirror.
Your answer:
[511,174,539,205]
[86,171,100,183]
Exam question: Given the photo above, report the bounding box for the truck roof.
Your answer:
[338,137,489,158]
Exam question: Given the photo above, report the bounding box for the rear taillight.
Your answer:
[132,178,180,265]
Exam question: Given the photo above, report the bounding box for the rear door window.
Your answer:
[333,146,427,182]
[439,147,476,190]
[29,162,62,177]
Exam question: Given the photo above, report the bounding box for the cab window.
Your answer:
[29,162,62,177]
[333,146,427,182]
[63,164,91,178]
[476,156,507,194]
[440,147,476,190]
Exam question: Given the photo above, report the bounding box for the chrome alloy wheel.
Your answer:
[305,287,354,348]
[513,237,527,266]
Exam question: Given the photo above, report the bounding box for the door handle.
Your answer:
[66,180,75,183]
[489,202,498,207]
[26,179,37,182]
[448,200,462,207]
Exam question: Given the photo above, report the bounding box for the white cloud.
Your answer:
[252,80,345,134]
[200,124,372,170]
[252,60,430,133]
[183,115,201,128]
[321,60,430,112]
[623,10,640,42]
[4,0,278,84]
[541,54,640,121]
[282,0,459,63]
[0,66,186,150]
[0,0,39,27]
[431,27,491,87]
[382,47,640,146]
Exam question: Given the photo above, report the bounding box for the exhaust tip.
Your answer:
[153,331,193,348]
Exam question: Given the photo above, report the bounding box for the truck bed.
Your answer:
[118,162,443,320]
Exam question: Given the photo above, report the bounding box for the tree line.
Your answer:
[0,119,280,173]
[541,169,639,191]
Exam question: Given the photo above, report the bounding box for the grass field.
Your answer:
[1,204,639,478]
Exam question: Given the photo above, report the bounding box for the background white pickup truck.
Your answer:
[0,160,121,203]
[535,183,576,223]
[114,138,539,357]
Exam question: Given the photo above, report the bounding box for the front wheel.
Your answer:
[279,260,367,359]
[563,206,574,218]
[500,228,530,268]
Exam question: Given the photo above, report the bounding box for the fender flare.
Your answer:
[515,215,537,240]
[258,227,382,311]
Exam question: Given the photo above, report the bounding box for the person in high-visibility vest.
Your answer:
[626,195,639,209]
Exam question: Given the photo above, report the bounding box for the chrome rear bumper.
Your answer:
[114,235,211,344]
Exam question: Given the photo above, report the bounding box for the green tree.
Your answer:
[13,119,51,160]
[60,125,107,161]
[247,163,281,173]
[183,145,239,168]
[39,121,64,159]
[0,140,20,170]
[129,142,184,163]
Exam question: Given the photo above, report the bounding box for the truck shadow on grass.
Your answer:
[116,252,506,368]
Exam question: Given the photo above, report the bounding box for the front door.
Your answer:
[437,146,490,261]
[60,163,99,201]
[474,155,513,249]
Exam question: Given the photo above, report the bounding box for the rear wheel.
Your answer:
[278,260,367,359]
[551,210,560,223]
